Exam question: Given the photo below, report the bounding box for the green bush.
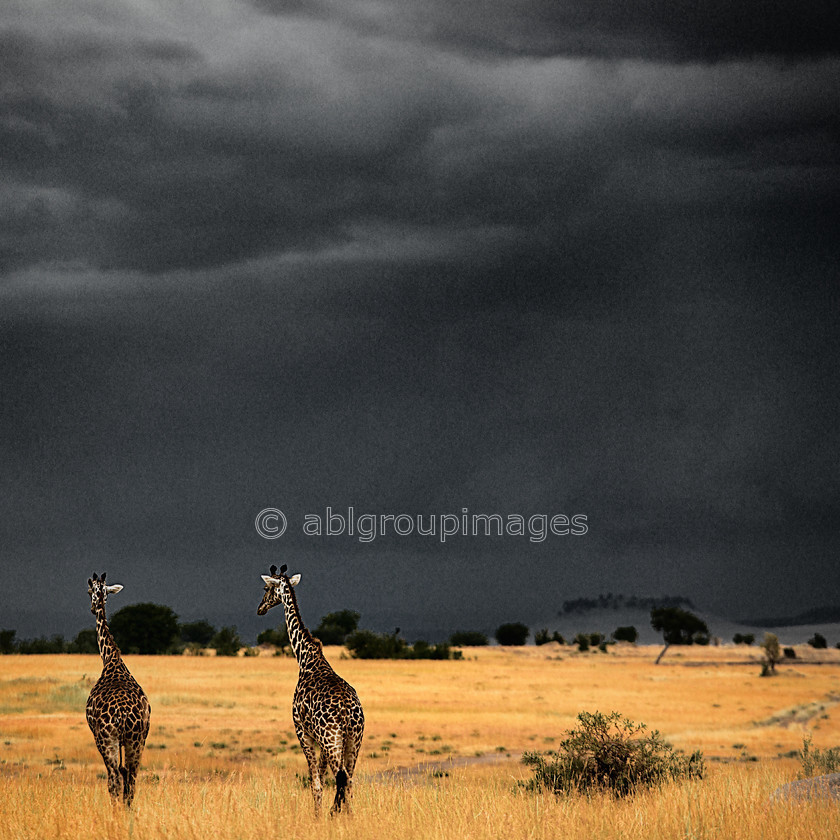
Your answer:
[521,710,704,797]
[180,620,216,646]
[67,628,99,654]
[16,635,67,654]
[0,629,17,654]
[314,610,360,645]
[210,626,242,657]
[411,640,462,660]
[612,626,638,644]
[808,633,828,649]
[257,626,290,650]
[345,630,461,660]
[450,630,489,646]
[535,629,565,646]
[732,633,755,645]
[799,735,840,778]
[110,603,180,654]
[495,622,529,646]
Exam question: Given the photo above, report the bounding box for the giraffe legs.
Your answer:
[122,740,146,807]
[297,727,324,817]
[96,741,124,803]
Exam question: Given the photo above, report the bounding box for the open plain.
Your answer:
[2,644,840,839]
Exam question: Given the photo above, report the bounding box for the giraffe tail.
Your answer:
[333,768,348,811]
[118,743,129,791]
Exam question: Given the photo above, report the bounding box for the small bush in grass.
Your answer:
[534,628,567,646]
[521,710,704,797]
[612,625,638,644]
[799,735,840,778]
[449,630,489,646]
[495,622,529,646]
[345,630,461,659]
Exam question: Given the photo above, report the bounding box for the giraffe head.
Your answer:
[87,572,124,615]
[257,564,301,615]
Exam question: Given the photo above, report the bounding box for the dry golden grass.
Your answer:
[2,644,840,839]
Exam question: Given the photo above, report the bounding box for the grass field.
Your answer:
[2,644,840,839]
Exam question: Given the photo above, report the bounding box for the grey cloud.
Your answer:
[1,1,839,635]
[250,0,840,60]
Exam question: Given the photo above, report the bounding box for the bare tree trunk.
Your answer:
[655,643,670,665]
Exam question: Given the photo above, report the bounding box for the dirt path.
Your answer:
[755,693,840,729]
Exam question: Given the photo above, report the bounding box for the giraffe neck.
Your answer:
[281,586,323,669]
[95,605,122,666]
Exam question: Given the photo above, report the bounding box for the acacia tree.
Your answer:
[650,607,709,664]
[314,610,361,645]
[210,626,242,657]
[180,620,216,647]
[110,603,180,654]
[495,622,530,646]
[761,632,781,676]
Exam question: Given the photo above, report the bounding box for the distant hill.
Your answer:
[529,602,840,647]
[742,605,840,628]
[560,594,694,615]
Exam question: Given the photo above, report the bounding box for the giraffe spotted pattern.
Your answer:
[86,573,151,806]
[258,564,364,816]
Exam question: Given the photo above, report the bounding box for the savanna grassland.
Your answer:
[2,644,840,839]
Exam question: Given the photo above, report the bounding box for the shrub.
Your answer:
[180,620,216,646]
[16,635,67,654]
[345,630,460,660]
[612,626,638,644]
[210,626,242,657]
[110,603,180,654]
[535,629,566,646]
[67,628,98,654]
[257,626,290,650]
[521,710,704,797]
[783,647,797,659]
[411,640,462,660]
[314,610,360,645]
[449,630,489,646]
[760,632,781,676]
[573,633,590,652]
[799,735,840,778]
[495,623,529,646]
[808,633,828,649]
[732,633,755,645]
[0,629,16,654]
[345,629,407,659]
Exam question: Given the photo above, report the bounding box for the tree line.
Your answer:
[3,603,837,661]
[0,604,243,656]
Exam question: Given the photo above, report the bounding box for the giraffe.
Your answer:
[257,564,364,816]
[85,572,151,807]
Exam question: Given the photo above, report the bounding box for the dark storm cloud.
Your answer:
[2,1,838,274]
[1,1,839,638]
[252,0,840,60]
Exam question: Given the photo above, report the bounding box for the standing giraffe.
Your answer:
[85,573,151,806]
[257,564,364,816]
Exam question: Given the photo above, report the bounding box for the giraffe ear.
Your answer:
[261,575,281,585]
[288,574,301,586]
[105,584,123,595]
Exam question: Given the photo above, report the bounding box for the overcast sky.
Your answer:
[2,1,839,643]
